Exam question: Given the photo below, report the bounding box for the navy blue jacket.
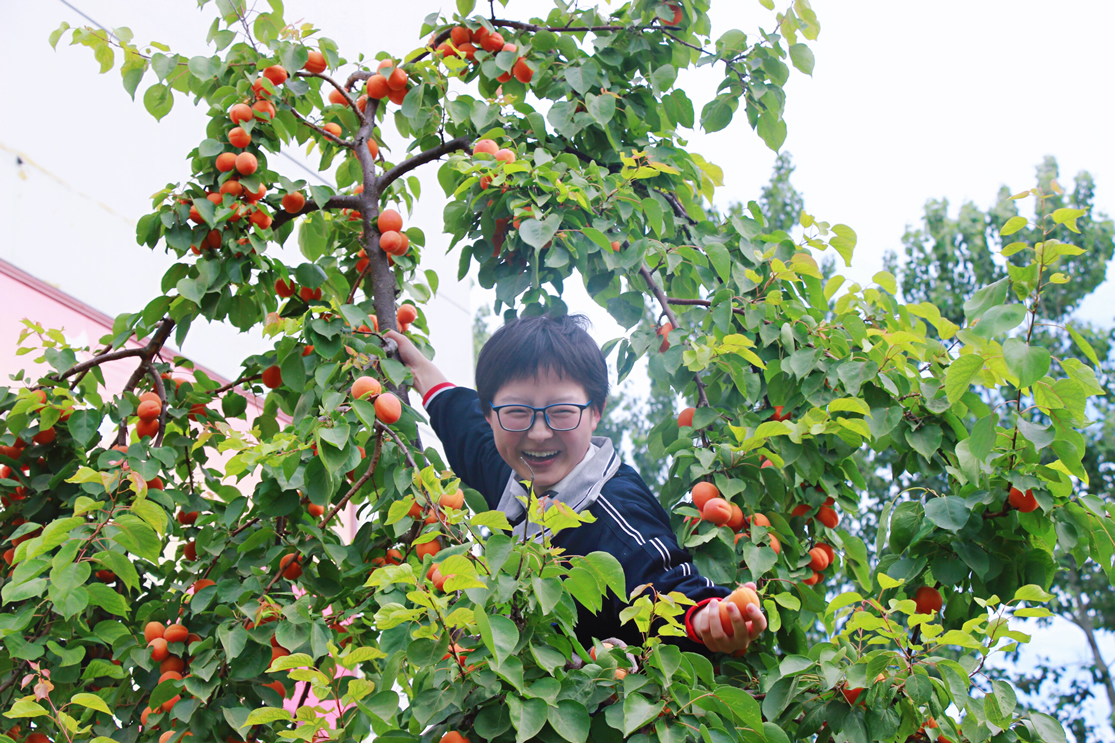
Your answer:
[426,386,729,651]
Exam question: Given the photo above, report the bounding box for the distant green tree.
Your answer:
[886,157,1115,739]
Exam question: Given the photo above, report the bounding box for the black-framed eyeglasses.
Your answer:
[490,400,594,432]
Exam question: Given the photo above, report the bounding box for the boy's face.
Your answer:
[485,368,602,492]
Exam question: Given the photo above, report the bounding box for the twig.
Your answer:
[145,361,168,447]
[287,107,353,148]
[320,429,384,530]
[639,264,710,408]
[209,372,261,397]
[667,297,746,316]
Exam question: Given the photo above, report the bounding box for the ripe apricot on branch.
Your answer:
[808,547,831,571]
[144,621,166,643]
[691,481,719,511]
[366,75,389,99]
[440,733,469,743]
[701,497,732,526]
[229,103,253,124]
[138,400,161,421]
[275,279,295,298]
[280,553,302,580]
[473,139,499,156]
[228,127,251,148]
[657,322,673,352]
[378,209,403,233]
[914,585,943,615]
[677,407,695,427]
[261,365,283,389]
[375,392,402,424]
[397,304,418,325]
[351,376,382,400]
[281,191,306,214]
[303,50,327,74]
[215,152,237,173]
[415,538,442,559]
[1008,486,1038,513]
[817,505,839,529]
[235,152,258,176]
[262,65,288,85]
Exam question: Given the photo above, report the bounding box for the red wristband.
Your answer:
[422,382,456,408]
[685,597,717,644]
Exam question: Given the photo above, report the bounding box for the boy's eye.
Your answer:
[502,407,533,422]
[547,406,580,421]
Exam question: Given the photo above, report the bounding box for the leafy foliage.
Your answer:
[0,4,1107,743]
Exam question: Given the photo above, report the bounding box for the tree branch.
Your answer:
[379,137,470,192]
[271,194,362,231]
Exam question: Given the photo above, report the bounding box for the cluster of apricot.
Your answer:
[433,25,535,86]
[273,278,324,302]
[690,482,783,553]
[134,391,163,439]
[790,488,841,530]
[139,621,202,724]
[351,375,402,425]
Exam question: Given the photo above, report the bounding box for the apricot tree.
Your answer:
[0,3,1106,743]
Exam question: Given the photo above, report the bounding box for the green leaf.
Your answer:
[1066,324,1101,367]
[519,215,561,250]
[131,499,168,537]
[830,224,857,266]
[715,686,763,730]
[944,354,984,404]
[143,83,174,121]
[71,692,111,715]
[622,693,664,736]
[581,552,626,601]
[756,112,787,151]
[547,700,590,743]
[587,94,615,126]
[1000,216,1028,236]
[972,304,1026,339]
[1030,712,1067,743]
[789,44,814,75]
[4,699,48,718]
[1013,585,1054,603]
[1002,338,1050,389]
[964,278,1009,322]
[984,680,1016,727]
[924,497,970,532]
[508,695,548,743]
[243,708,292,726]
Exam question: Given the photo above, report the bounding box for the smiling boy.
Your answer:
[386,314,765,655]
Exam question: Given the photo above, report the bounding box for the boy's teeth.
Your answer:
[524,450,559,458]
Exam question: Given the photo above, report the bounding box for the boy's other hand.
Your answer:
[692,582,767,655]
[384,330,449,398]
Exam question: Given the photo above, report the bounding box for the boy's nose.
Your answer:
[527,414,554,440]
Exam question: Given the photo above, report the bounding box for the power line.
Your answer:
[57,0,120,43]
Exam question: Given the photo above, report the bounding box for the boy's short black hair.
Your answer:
[476,314,608,415]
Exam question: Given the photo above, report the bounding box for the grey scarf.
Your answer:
[496,436,621,541]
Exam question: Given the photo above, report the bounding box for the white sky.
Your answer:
[3,1,1114,736]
